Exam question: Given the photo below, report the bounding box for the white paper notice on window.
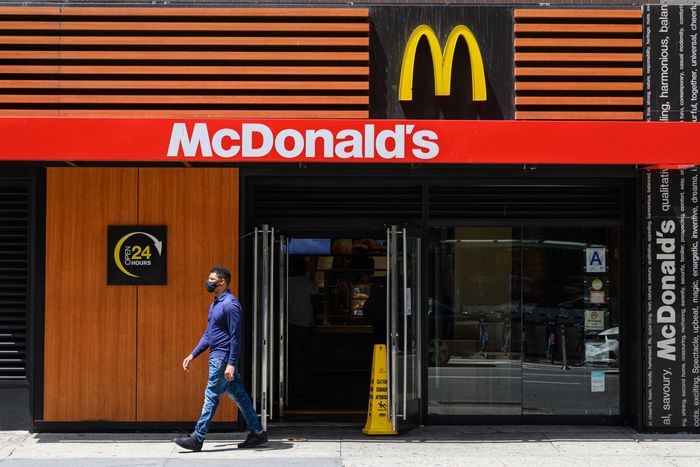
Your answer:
[406,288,412,316]
[591,371,605,392]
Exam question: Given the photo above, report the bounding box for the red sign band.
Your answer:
[0,118,697,165]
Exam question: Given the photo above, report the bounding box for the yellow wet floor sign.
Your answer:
[362,344,397,435]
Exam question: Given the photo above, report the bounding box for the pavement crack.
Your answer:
[4,445,18,459]
[547,435,567,457]
[4,433,31,459]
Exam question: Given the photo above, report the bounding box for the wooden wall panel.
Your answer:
[136,168,239,422]
[44,168,138,421]
[514,9,643,121]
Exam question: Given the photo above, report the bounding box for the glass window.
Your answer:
[427,226,620,417]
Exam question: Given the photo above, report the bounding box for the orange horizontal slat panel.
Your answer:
[516,82,643,91]
[0,95,369,105]
[0,36,369,46]
[0,51,368,61]
[516,67,642,77]
[514,9,642,19]
[516,111,643,120]
[516,52,642,62]
[515,38,642,48]
[0,51,59,59]
[0,7,60,15]
[0,36,60,45]
[0,65,369,76]
[0,109,369,118]
[0,80,369,91]
[514,7,642,122]
[0,65,61,74]
[0,7,369,18]
[516,96,643,106]
[0,21,60,30]
[58,7,370,17]
[515,23,642,33]
[0,21,368,32]
[0,21,369,32]
[0,6,369,117]
[0,109,59,116]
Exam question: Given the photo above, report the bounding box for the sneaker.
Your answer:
[174,435,203,452]
[237,431,268,449]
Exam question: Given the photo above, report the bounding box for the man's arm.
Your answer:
[191,331,209,359]
[183,331,209,374]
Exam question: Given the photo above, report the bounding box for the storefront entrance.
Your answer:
[247,225,421,431]
[241,169,638,428]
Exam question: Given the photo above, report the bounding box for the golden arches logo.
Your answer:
[399,24,487,102]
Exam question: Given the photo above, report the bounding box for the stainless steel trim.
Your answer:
[386,228,391,348]
[252,227,259,411]
[278,235,285,419]
[285,238,289,404]
[268,227,275,420]
[390,225,398,432]
[402,227,407,421]
[385,226,391,415]
[260,225,269,431]
[416,237,422,411]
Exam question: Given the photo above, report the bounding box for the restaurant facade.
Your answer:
[0,1,698,434]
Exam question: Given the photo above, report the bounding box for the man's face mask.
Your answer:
[205,279,220,293]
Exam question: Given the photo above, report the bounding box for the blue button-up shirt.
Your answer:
[191,290,241,367]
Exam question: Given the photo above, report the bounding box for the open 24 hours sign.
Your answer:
[108,226,167,285]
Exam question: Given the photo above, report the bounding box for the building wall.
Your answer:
[43,168,239,422]
[13,1,663,5]
[0,1,685,432]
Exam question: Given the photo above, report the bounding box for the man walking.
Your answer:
[174,266,267,452]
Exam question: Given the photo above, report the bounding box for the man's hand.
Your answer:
[225,364,235,381]
[182,354,194,374]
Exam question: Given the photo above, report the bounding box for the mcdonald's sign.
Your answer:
[399,25,487,103]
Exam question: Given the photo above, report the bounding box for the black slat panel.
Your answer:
[429,184,622,220]
[249,179,423,223]
[250,177,623,224]
[0,181,30,382]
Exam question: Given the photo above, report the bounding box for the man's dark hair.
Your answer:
[210,266,231,284]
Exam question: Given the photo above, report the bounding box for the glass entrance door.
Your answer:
[251,225,287,430]
[280,230,388,419]
[387,226,422,431]
[251,226,423,427]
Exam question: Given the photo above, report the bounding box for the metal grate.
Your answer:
[0,181,30,381]
[249,179,423,223]
[429,184,623,220]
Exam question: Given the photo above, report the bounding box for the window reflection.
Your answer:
[428,228,521,415]
[428,227,620,417]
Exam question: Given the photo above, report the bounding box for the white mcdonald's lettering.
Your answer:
[166,123,439,160]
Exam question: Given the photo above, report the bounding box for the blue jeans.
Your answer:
[194,358,263,442]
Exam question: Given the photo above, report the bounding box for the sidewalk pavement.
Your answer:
[2,424,700,467]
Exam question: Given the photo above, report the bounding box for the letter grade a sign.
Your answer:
[399,24,488,103]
